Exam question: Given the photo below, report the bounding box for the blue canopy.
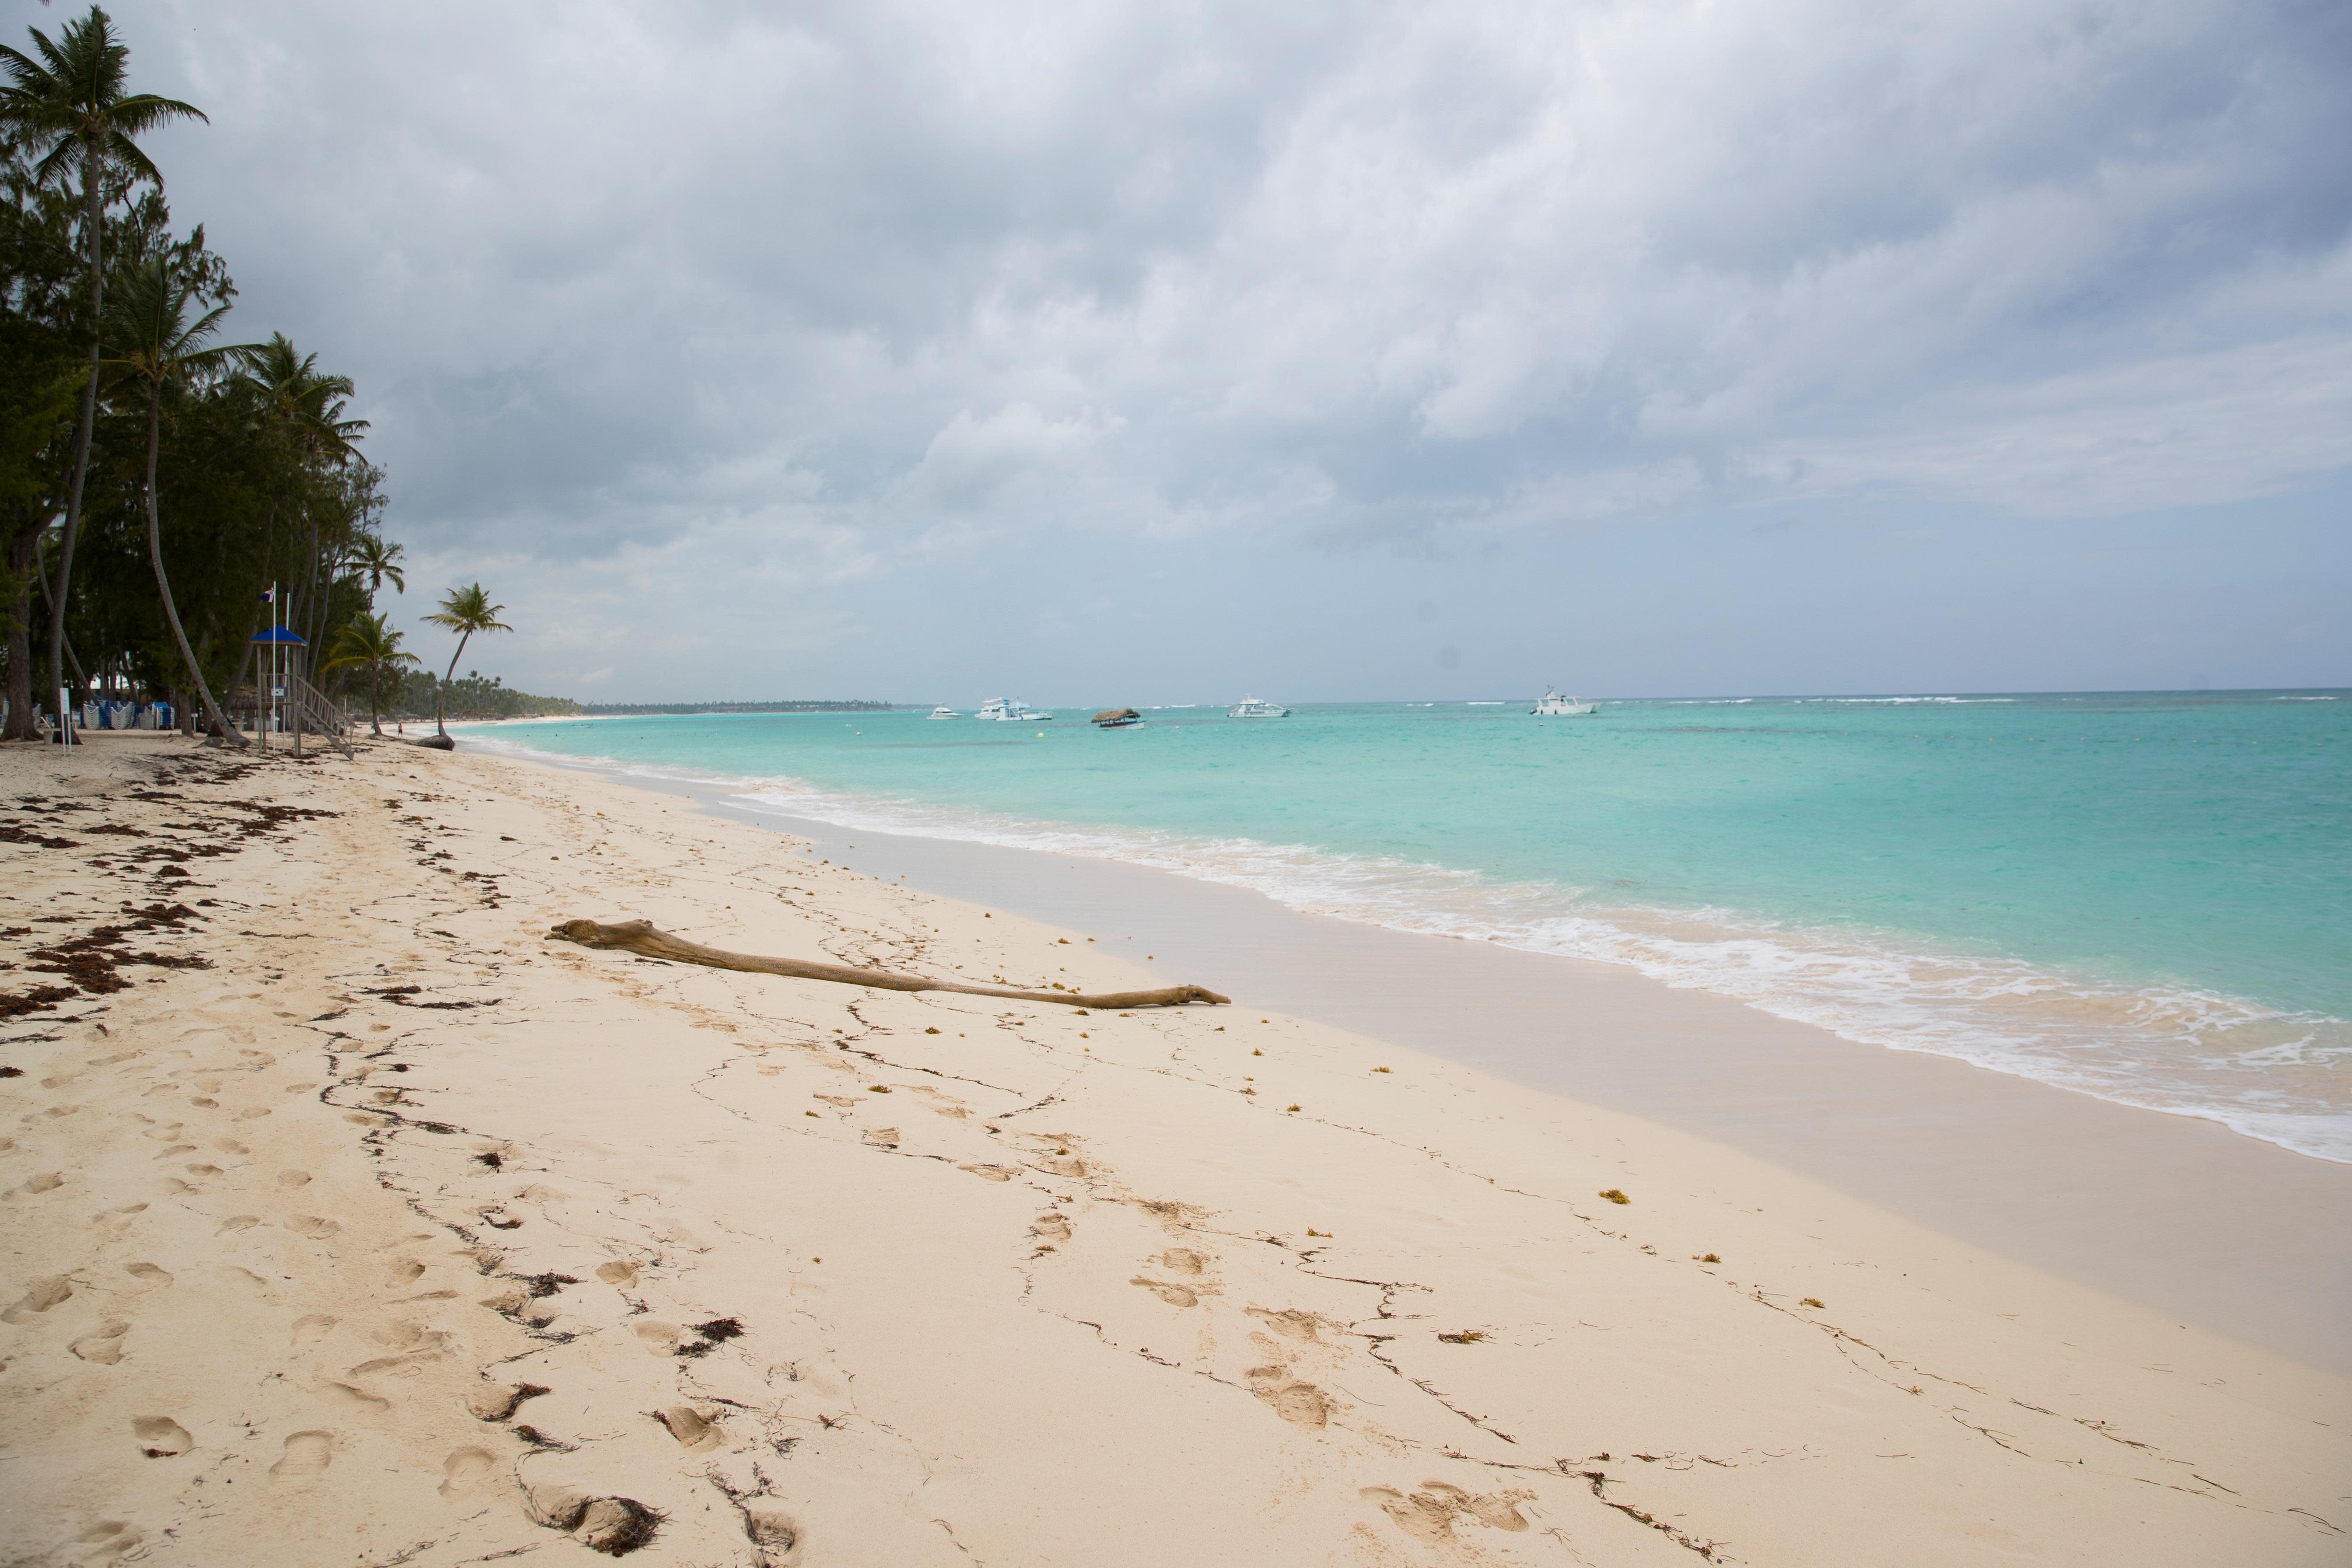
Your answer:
[250,626,309,644]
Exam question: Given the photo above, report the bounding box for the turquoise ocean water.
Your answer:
[463,691,2351,1161]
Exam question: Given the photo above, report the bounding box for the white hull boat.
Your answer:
[1531,689,1598,716]
[976,699,1054,722]
[926,705,958,719]
[1229,697,1289,718]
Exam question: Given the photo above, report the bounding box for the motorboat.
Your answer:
[1228,697,1289,718]
[1092,707,1143,728]
[926,705,958,719]
[1532,688,1599,716]
[976,698,1054,721]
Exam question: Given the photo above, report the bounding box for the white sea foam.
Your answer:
[1798,695,2017,704]
[463,729,2351,1163]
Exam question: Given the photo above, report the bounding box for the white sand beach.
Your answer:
[3,733,2347,1566]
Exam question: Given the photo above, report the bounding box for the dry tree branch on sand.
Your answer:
[547,919,1230,1010]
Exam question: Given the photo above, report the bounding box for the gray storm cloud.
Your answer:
[92,0,2352,697]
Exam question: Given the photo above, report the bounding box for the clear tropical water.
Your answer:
[463,691,2352,1161]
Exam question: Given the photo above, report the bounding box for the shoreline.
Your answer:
[451,717,2351,1168]
[471,734,2352,1377]
[5,733,2347,1565]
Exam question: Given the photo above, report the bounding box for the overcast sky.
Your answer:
[54,0,2352,701]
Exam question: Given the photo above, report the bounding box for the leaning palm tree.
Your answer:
[350,532,405,601]
[0,5,204,706]
[322,611,417,736]
[102,253,253,745]
[423,583,511,738]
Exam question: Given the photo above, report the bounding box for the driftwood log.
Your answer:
[548,919,1230,1010]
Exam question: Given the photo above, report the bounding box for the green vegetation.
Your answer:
[393,668,579,722]
[0,7,434,742]
[420,582,510,738]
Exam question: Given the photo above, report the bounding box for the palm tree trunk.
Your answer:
[436,631,472,737]
[47,133,105,708]
[140,388,241,746]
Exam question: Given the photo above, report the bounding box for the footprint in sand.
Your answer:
[959,1164,1018,1182]
[1246,1306,1339,1343]
[122,1263,171,1285]
[577,1498,661,1554]
[278,1170,311,1188]
[632,1320,682,1357]
[1031,1215,1073,1243]
[465,1382,548,1421]
[657,1405,724,1451]
[741,1502,801,1565]
[384,1259,426,1285]
[132,1417,193,1457]
[1246,1367,1334,1428]
[9,1171,63,1196]
[1159,1248,1207,1275]
[291,1313,337,1347]
[72,1320,130,1364]
[1361,1482,1532,1540]
[594,1260,638,1288]
[3,1275,73,1322]
[210,1265,267,1292]
[861,1127,901,1149]
[287,1216,340,1238]
[269,1430,333,1479]
[63,1520,143,1565]
[216,1215,259,1235]
[437,1446,494,1498]
[1131,1277,1200,1308]
[322,1380,390,1413]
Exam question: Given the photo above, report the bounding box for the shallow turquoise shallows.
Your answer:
[465,691,2351,1161]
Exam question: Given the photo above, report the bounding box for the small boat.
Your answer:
[1229,697,1289,718]
[1532,688,1599,716]
[1092,707,1143,729]
[926,705,958,719]
[976,698,1053,721]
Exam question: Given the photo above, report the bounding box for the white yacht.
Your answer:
[975,698,1054,722]
[1229,697,1289,718]
[926,705,958,719]
[1532,688,1599,716]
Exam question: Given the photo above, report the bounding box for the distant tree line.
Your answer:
[394,668,579,721]
[575,701,895,716]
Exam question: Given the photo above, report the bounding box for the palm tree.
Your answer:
[322,610,417,736]
[0,6,204,708]
[423,583,510,738]
[102,253,252,744]
[350,532,405,600]
[237,332,368,648]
